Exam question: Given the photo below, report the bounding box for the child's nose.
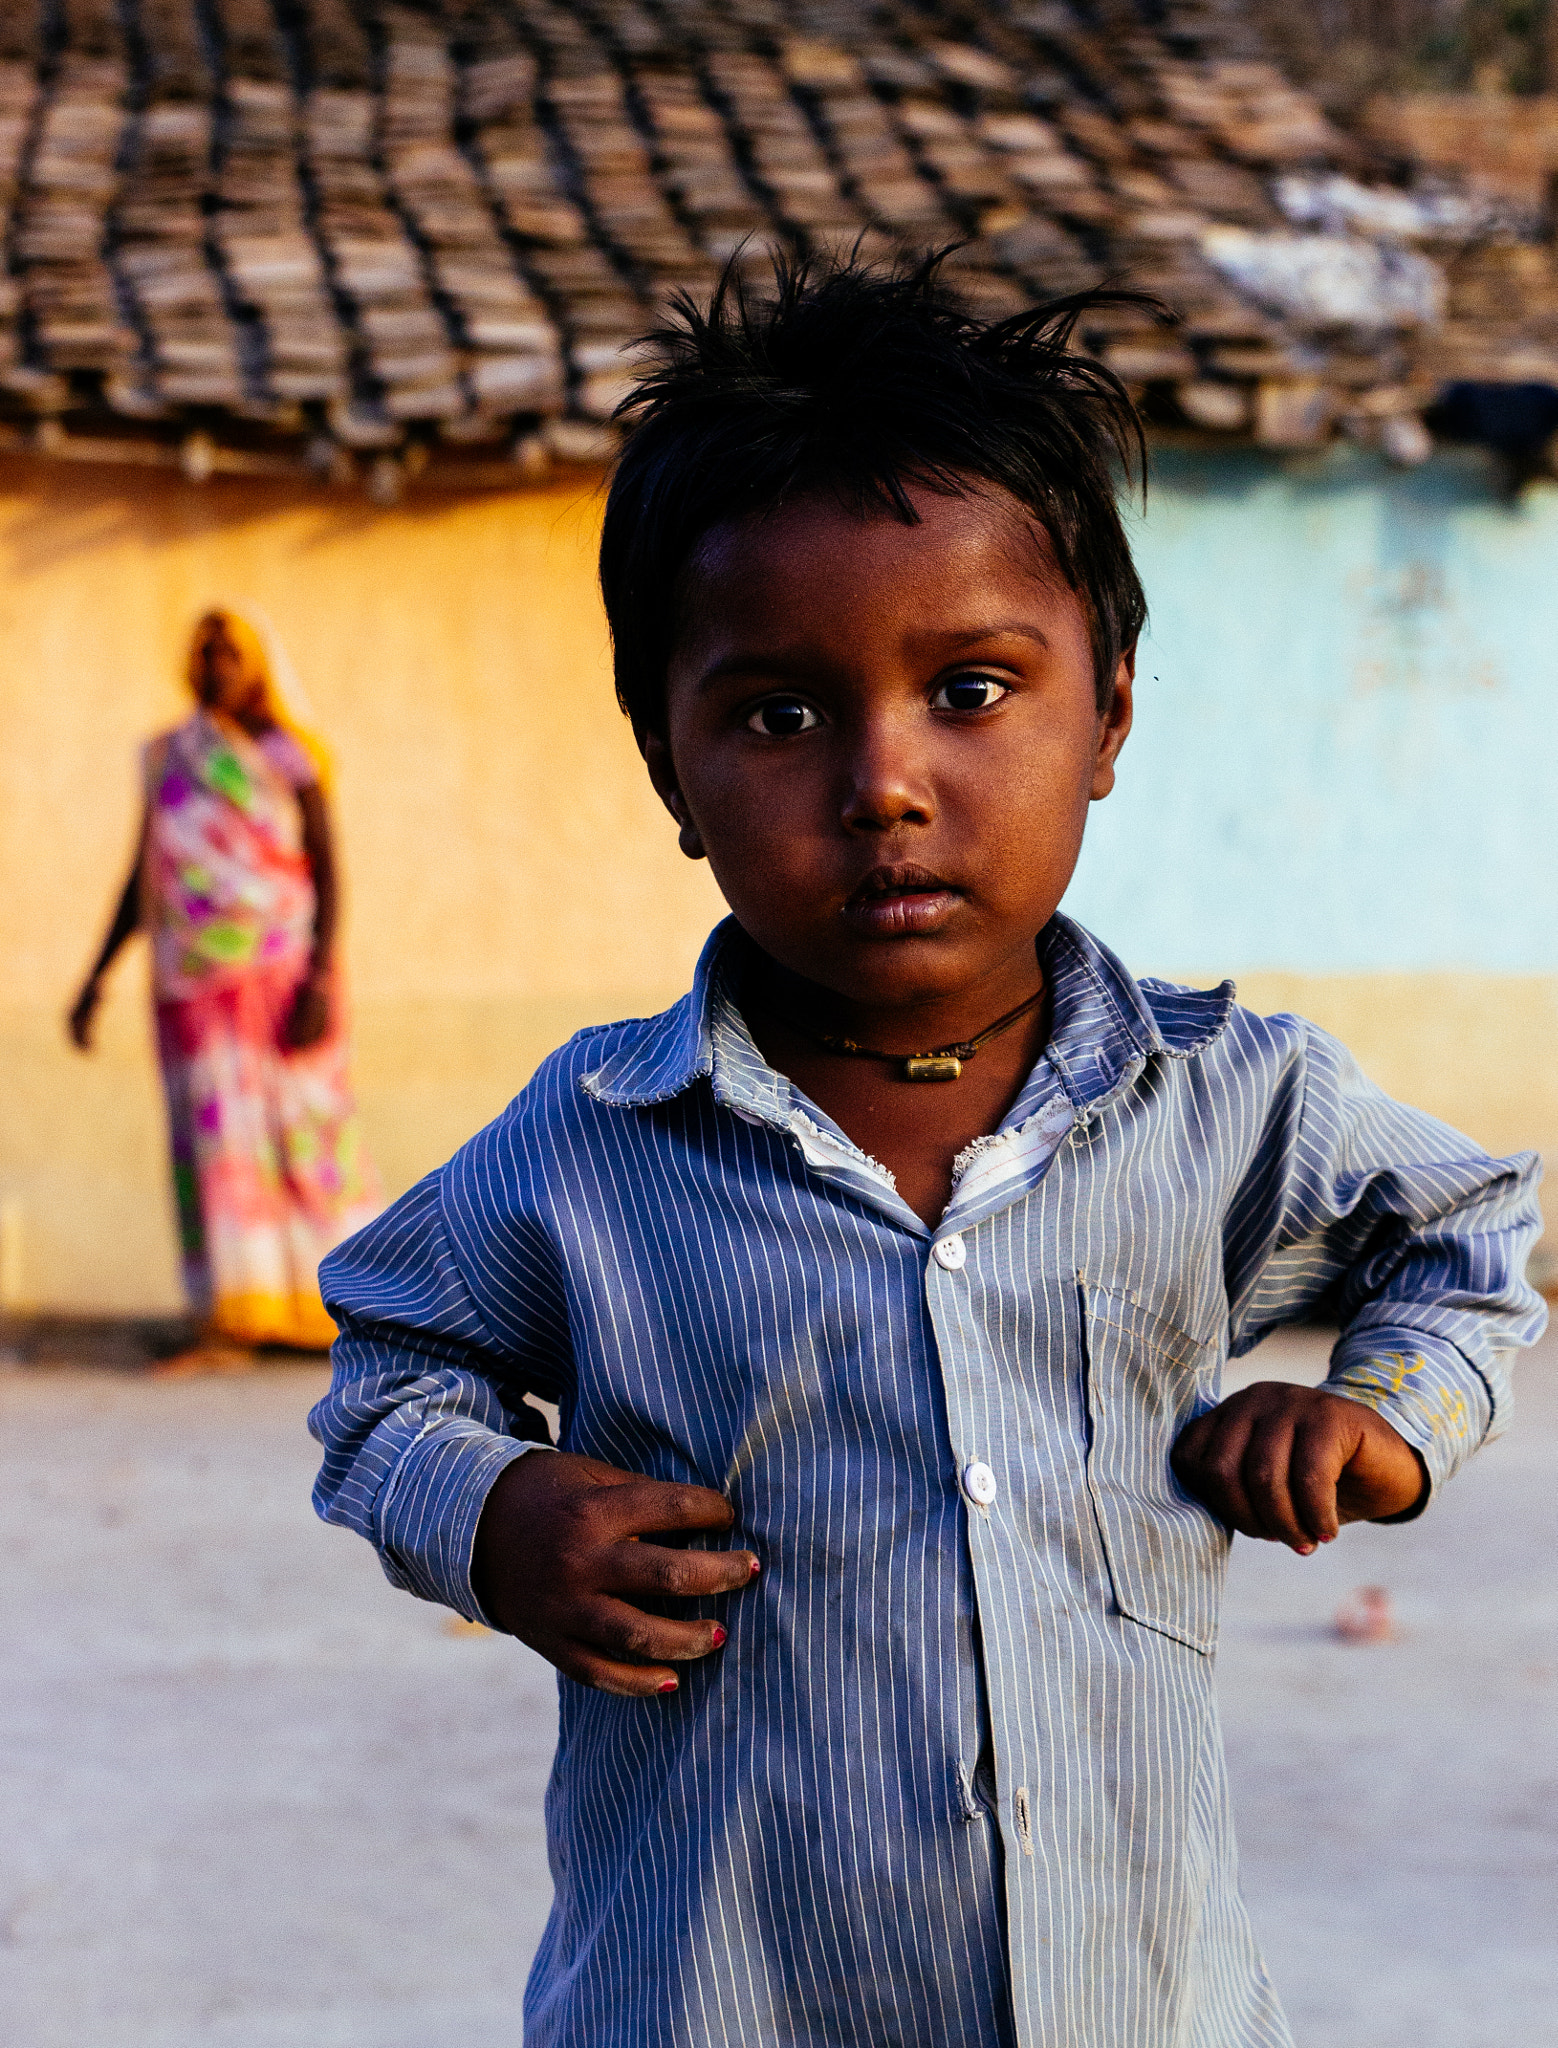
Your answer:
[838,724,934,831]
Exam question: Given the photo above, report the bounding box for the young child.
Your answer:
[311,258,1544,2048]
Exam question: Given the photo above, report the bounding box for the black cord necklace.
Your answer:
[766,985,1047,1083]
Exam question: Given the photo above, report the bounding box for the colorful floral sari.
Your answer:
[144,711,380,1346]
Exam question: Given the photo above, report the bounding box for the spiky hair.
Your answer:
[600,249,1154,736]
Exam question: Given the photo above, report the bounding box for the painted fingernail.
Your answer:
[1297,1543,1316,1556]
[658,1677,679,1694]
[749,1557,761,1578]
[710,1624,727,1647]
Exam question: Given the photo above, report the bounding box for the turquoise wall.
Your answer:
[1065,446,1558,973]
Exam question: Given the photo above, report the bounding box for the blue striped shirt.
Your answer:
[311,915,1544,2048]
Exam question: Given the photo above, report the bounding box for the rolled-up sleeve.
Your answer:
[309,1165,567,1620]
[1227,1018,1546,1500]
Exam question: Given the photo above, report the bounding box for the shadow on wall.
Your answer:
[0,452,608,576]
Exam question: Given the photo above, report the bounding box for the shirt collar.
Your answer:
[580,913,1234,1116]
[579,922,724,1109]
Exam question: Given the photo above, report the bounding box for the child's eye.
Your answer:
[932,675,1009,712]
[747,697,821,736]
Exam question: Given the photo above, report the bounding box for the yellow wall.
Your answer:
[1,456,1551,1312]
[0,457,723,1312]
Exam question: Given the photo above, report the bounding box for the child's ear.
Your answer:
[1090,649,1135,802]
[642,730,707,861]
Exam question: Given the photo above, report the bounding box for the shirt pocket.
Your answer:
[1079,1279,1230,1655]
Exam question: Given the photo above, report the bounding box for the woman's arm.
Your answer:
[285,781,338,1049]
[68,802,150,1051]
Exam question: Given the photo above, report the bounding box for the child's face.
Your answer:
[647,480,1133,1012]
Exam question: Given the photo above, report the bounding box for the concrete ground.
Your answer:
[0,1328,1552,2047]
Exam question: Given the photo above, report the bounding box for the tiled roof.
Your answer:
[0,0,1550,492]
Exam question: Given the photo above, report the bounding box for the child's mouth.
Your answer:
[843,865,962,937]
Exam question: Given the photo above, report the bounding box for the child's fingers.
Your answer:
[573,1594,730,1672]
[589,1476,739,1541]
[610,1538,760,1602]
[1237,1411,1314,1552]
[1175,1385,1356,1552]
[552,1643,685,1698]
[1173,1410,1258,1534]
[1289,1411,1345,1544]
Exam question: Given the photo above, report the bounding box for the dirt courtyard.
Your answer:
[0,1326,1553,2047]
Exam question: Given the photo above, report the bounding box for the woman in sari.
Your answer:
[69,608,380,1359]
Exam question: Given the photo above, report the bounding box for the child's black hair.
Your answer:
[599,249,1153,738]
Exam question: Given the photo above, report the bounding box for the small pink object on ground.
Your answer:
[1334,1585,1395,1643]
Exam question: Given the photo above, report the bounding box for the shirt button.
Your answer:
[932,1233,966,1271]
[962,1460,998,1507]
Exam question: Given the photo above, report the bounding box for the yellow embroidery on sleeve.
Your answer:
[1372,1352,1425,1398]
[1344,1351,1426,1406]
[1436,1388,1471,1441]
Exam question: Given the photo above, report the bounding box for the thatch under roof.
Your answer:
[0,0,1551,496]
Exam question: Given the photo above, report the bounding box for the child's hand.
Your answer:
[472,1450,759,1696]
[1170,1382,1428,1554]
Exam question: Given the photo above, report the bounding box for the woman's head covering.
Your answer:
[186,606,333,793]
